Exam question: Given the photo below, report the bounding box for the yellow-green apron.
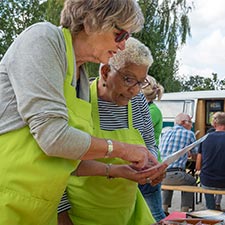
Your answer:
[67,79,155,225]
[0,28,92,225]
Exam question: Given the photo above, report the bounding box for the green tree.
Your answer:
[179,73,225,91]
[0,0,47,59]
[45,0,63,26]
[136,0,193,92]
[0,0,193,86]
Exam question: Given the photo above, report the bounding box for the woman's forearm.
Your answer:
[74,160,167,185]
[81,136,155,170]
[74,160,108,177]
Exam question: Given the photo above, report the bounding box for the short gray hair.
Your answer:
[212,112,225,126]
[109,37,153,70]
[174,113,191,125]
[60,0,144,35]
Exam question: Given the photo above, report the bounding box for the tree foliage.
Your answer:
[135,0,193,92]
[1,0,203,93]
[0,0,47,59]
[179,73,225,91]
[44,0,63,26]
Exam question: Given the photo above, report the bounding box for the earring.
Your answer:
[103,83,106,87]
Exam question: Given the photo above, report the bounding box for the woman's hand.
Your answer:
[119,144,158,170]
[110,162,167,185]
[74,160,167,186]
[83,138,159,170]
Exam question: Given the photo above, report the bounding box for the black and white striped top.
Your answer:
[97,92,157,155]
[58,92,157,213]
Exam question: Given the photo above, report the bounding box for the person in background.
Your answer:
[58,37,167,225]
[139,75,166,221]
[196,112,225,210]
[160,113,198,214]
[0,0,151,224]
[142,75,164,147]
[206,120,222,210]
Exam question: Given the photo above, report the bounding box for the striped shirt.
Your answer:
[159,125,198,169]
[97,92,157,155]
[58,92,157,213]
[58,192,71,213]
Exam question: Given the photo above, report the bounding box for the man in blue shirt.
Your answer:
[196,111,225,210]
[160,113,198,213]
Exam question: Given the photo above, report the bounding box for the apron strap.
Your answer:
[62,28,75,85]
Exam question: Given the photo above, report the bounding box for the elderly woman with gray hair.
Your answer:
[0,0,153,224]
[58,37,167,225]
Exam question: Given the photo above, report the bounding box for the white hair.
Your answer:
[174,113,190,125]
[109,37,153,70]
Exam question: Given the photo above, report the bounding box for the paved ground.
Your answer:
[168,191,225,213]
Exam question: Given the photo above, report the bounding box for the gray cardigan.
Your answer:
[0,22,91,159]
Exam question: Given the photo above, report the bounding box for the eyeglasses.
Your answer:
[114,25,130,43]
[184,120,192,124]
[110,65,150,89]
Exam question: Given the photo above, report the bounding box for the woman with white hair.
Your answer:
[59,37,167,225]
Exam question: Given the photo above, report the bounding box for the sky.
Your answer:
[177,0,225,80]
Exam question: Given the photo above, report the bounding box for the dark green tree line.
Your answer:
[179,73,225,91]
[4,0,219,93]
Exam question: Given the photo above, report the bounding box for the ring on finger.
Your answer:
[146,177,151,183]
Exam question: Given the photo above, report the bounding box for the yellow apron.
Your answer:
[0,28,92,225]
[67,79,155,225]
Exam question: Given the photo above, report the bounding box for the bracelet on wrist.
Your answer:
[105,139,113,158]
[105,163,114,179]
